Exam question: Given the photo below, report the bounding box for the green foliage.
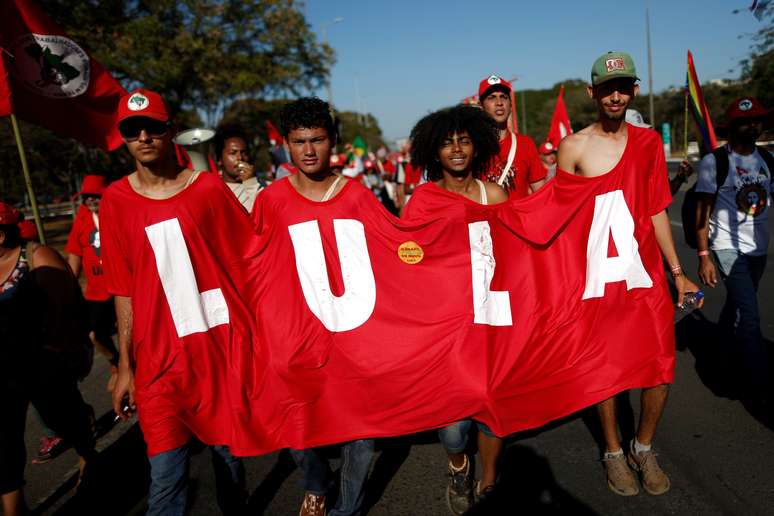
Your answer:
[3,0,333,202]
[336,112,386,152]
[36,0,334,121]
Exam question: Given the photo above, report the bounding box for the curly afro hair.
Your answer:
[279,97,337,141]
[409,105,499,182]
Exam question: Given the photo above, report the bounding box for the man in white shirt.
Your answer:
[215,125,262,212]
[695,97,774,403]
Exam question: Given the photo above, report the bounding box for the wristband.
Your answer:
[670,264,683,277]
[697,250,710,257]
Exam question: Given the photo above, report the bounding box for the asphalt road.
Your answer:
[17,166,774,516]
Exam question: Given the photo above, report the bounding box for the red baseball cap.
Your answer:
[117,88,170,125]
[77,175,107,197]
[18,220,38,242]
[724,97,771,124]
[0,202,22,225]
[538,142,556,155]
[479,74,512,99]
[330,153,348,168]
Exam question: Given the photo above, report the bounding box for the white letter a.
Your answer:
[582,190,652,300]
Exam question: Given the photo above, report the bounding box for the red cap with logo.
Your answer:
[538,141,556,155]
[478,74,512,99]
[76,175,107,197]
[0,202,22,225]
[330,153,348,168]
[117,88,171,125]
[725,97,771,124]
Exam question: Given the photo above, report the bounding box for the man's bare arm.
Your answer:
[651,209,702,307]
[67,253,82,278]
[112,295,135,418]
[695,193,718,287]
[556,135,582,174]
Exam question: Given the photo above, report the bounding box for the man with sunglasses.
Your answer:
[558,52,701,498]
[101,89,255,516]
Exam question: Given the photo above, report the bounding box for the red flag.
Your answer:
[546,85,572,149]
[0,51,12,116]
[266,119,284,145]
[0,0,127,150]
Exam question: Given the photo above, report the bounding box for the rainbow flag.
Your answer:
[686,50,718,153]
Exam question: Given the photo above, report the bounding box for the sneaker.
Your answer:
[299,492,326,516]
[627,441,671,495]
[446,456,474,515]
[602,452,639,496]
[32,436,67,464]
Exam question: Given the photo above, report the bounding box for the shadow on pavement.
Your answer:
[42,424,149,516]
[247,449,298,515]
[362,435,414,514]
[466,445,598,515]
[676,310,774,430]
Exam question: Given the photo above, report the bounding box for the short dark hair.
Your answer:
[214,124,250,159]
[410,105,500,181]
[280,97,337,141]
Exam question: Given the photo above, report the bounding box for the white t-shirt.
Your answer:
[695,147,772,255]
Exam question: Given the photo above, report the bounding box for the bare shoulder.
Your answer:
[29,243,67,271]
[484,181,509,204]
[556,131,589,171]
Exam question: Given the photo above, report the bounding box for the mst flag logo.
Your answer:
[10,33,90,98]
[605,58,626,72]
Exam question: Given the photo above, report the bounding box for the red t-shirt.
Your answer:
[65,205,110,301]
[100,172,260,456]
[482,132,546,200]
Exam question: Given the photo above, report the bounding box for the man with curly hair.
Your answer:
[403,105,507,514]
[251,96,375,516]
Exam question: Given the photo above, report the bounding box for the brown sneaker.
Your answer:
[627,441,671,495]
[299,492,326,516]
[603,452,639,496]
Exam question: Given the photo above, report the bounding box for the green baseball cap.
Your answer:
[591,51,639,86]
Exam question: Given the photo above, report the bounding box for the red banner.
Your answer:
[101,127,675,457]
[0,0,126,150]
[225,126,674,455]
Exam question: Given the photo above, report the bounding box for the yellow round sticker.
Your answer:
[397,241,424,264]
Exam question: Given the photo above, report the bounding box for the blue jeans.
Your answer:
[437,420,471,454]
[290,439,375,516]
[713,249,769,389]
[147,444,245,516]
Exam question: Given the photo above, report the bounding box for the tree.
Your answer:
[37,0,334,123]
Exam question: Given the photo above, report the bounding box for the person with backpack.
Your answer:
[693,97,773,405]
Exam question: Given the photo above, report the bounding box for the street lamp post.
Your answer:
[321,17,344,107]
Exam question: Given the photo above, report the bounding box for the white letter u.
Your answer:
[288,219,376,332]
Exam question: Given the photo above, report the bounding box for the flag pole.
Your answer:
[683,77,689,161]
[9,114,46,244]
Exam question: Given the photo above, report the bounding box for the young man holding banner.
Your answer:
[102,89,250,516]
[557,51,702,497]
[251,97,375,516]
[404,105,507,513]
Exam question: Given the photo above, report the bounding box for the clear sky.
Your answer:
[302,0,765,142]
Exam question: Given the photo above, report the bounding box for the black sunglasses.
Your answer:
[119,118,170,141]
